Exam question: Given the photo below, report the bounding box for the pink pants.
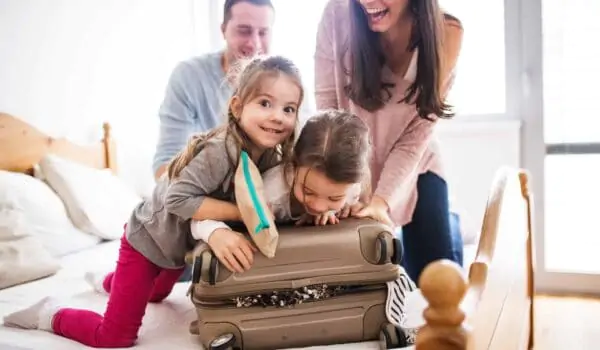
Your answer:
[52,234,184,348]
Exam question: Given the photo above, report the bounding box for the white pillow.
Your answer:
[0,170,101,257]
[0,209,61,290]
[38,154,142,240]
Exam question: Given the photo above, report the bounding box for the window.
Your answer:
[269,0,329,113]
[542,0,600,144]
[544,154,600,273]
[541,0,600,274]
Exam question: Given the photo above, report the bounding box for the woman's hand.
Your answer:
[207,228,257,273]
[353,196,394,226]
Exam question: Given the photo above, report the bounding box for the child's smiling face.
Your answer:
[293,166,357,216]
[232,74,300,156]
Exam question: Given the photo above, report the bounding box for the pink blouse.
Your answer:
[314,0,449,226]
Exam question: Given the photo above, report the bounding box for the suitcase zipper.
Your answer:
[194,282,387,309]
[192,271,397,301]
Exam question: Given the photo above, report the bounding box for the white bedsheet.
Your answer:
[0,240,477,350]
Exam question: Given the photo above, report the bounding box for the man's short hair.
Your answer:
[222,0,274,26]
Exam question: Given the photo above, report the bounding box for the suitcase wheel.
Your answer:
[192,250,217,285]
[379,322,408,349]
[375,233,392,265]
[209,332,236,350]
[391,237,403,265]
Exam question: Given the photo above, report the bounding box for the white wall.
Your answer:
[436,120,522,230]
[0,0,212,196]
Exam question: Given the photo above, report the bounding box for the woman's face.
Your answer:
[357,0,410,33]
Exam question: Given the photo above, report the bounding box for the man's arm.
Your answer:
[153,62,198,180]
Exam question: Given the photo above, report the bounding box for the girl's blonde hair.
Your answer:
[166,55,304,180]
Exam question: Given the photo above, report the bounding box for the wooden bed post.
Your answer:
[414,168,534,350]
[415,260,469,350]
[519,170,535,349]
[102,122,118,173]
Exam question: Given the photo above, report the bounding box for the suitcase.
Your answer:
[185,218,410,350]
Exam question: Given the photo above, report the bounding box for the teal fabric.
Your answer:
[240,151,270,234]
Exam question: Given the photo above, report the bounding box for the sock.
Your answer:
[385,272,417,327]
[3,297,61,331]
[403,289,428,329]
[85,271,109,296]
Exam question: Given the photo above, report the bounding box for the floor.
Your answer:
[534,294,600,350]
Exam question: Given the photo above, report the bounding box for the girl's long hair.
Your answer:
[345,0,462,120]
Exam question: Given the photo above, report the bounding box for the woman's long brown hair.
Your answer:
[166,55,303,180]
[345,0,461,120]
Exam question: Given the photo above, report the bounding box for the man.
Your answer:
[153,0,275,179]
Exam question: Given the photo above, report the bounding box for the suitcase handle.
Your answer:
[209,253,219,286]
[191,253,204,284]
[375,234,403,265]
[192,250,219,285]
[391,238,403,265]
[375,235,388,265]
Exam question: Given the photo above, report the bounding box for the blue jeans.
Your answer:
[398,171,464,285]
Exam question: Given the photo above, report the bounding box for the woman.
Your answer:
[314,0,464,283]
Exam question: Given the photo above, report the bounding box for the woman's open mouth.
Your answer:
[365,7,389,24]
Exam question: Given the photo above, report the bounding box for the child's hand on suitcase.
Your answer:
[295,211,339,226]
[207,228,257,273]
[315,211,340,226]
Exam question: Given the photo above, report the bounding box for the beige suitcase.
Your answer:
[185,218,410,350]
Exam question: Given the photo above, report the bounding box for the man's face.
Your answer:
[222,2,274,62]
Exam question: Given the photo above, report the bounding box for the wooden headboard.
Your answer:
[0,113,117,174]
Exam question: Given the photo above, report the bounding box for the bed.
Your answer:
[0,113,533,350]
